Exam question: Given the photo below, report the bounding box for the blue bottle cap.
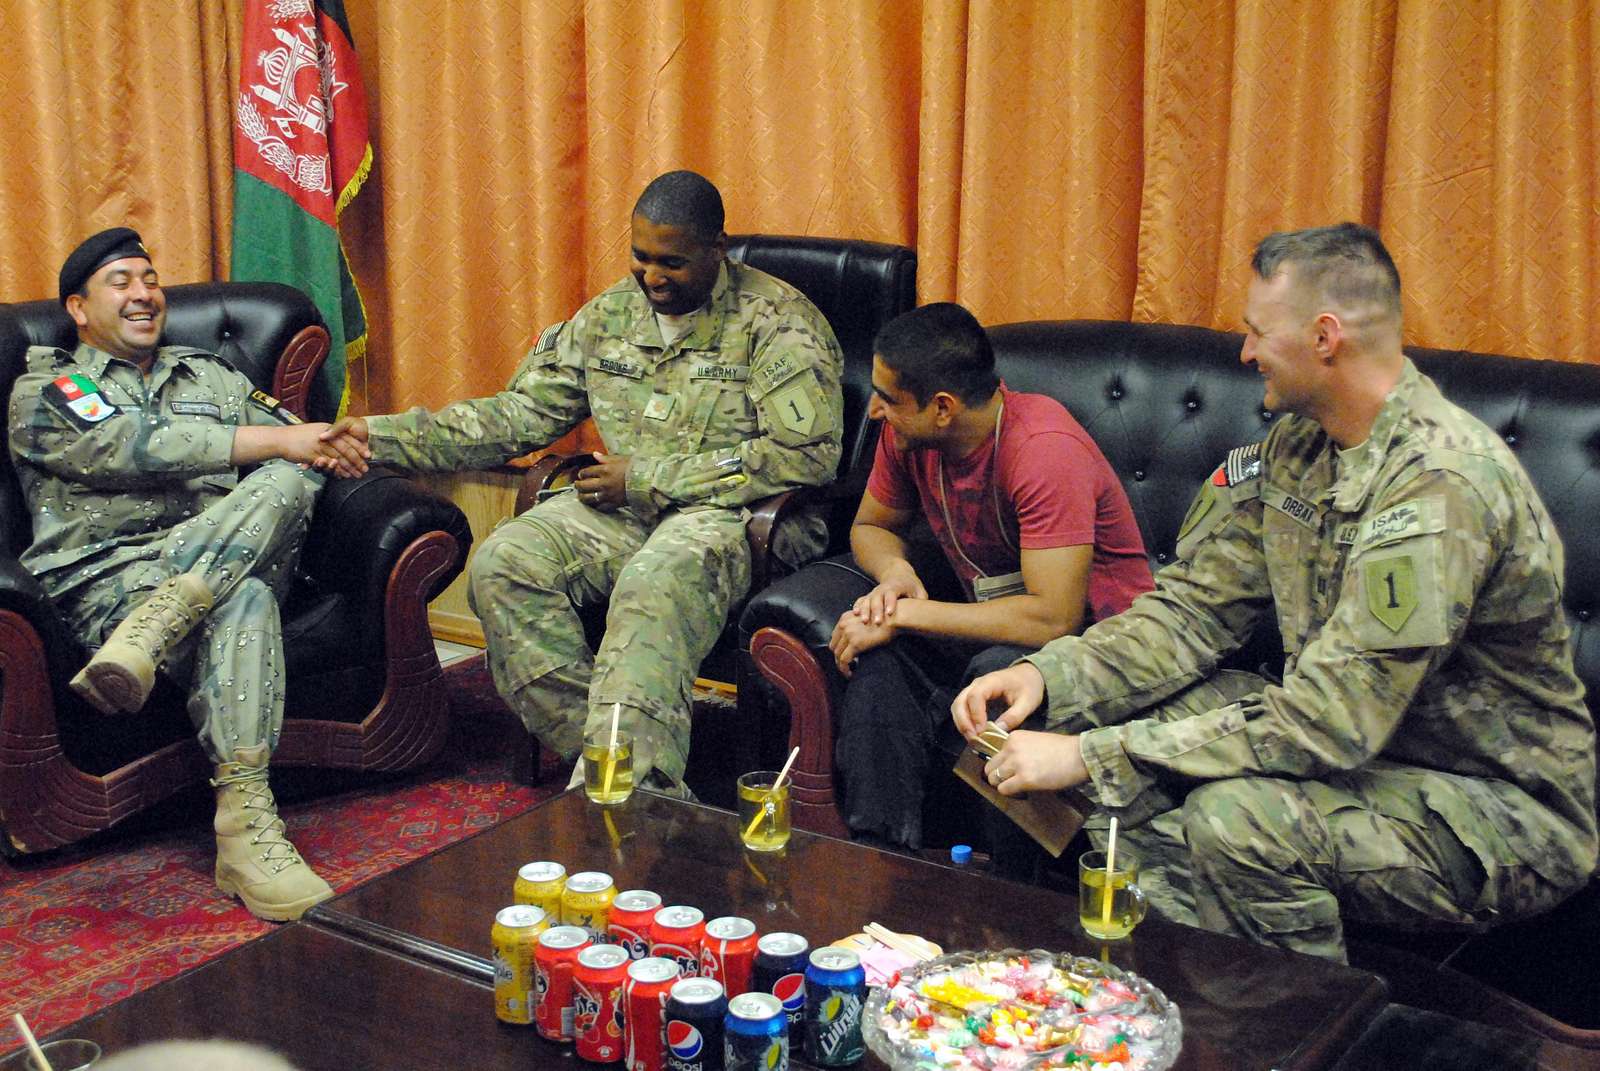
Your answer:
[950,844,973,865]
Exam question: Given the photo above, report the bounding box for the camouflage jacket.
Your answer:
[365,260,844,516]
[8,342,293,603]
[1028,360,1597,888]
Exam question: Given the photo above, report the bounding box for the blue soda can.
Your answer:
[751,933,808,1033]
[801,947,865,1066]
[664,976,728,1071]
[725,992,788,1071]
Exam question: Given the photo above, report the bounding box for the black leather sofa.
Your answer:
[0,283,473,855]
[739,318,1600,1042]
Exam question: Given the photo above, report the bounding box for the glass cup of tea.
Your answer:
[1,1039,101,1071]
[582,729,634,805]
[1078,849,1147,940]
[737,771,791,852]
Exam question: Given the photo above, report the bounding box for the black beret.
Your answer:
[58,227,151,305]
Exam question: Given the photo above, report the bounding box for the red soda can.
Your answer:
[625,956,682,1071]
[610,889,664,959]
[574,944,631,1062]
[534,924,592,1042]
[699,917,758,997]
[651,905,706,979]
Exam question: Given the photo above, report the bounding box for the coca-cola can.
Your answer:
[625,955,682,1071]
[699,916,758,997]
[534,924,592,1042]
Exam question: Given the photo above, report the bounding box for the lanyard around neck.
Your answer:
[934,398,1016,579]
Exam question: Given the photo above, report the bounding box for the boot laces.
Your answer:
[120,586,206,649]
[211,767,306,874]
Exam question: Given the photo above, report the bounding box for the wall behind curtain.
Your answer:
[2,1,1595,417]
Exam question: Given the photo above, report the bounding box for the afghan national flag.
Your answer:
[230,0,371,420]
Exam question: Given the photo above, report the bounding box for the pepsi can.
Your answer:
[802,947,865,1066]
[664,976,727,1071]
[751,933,808,1034]
[725,992,788,1071]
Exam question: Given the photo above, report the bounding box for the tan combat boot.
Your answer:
[212,745,333,921]
[70,573,213,714]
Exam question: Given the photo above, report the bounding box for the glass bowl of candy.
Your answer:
[863,948,1181,1071]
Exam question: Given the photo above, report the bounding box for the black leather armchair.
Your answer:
[0,283,473,854]
[739,317,1600,1041]
[510,236,917,796]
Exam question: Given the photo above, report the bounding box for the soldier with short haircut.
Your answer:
[321,171,844,793]
[9,228,364,920]
[953,223,1598,961]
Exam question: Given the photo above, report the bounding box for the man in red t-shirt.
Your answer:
[829,303,1152,851]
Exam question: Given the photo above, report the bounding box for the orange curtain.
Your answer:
[2,1,1596,417]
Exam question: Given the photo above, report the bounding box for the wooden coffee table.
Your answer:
[303,788,1387,1070]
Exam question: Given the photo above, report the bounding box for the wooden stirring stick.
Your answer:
[11,1014,53,1071]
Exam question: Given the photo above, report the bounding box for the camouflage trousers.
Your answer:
[59,463,320,763]
[1083,670,1571,963]
[467,490,751,790]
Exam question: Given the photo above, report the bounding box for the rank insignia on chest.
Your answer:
[643,392,676,421]
[46,373,114,426]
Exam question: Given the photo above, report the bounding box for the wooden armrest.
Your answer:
[513,453,590,515]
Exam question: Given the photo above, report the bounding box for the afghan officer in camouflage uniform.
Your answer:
[8,227,360,921]
[323,171,844,792]
[952,223,1597,962]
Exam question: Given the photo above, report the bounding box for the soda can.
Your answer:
[610,889,664,959]
[651,905,706,979]
[664,976,727,1071]
[801,947,865,1066]
[725,992,788,1071]
[574,944,631,1063]
[514,860,568,918]
[534,924,592,1042]
[562,870,618,938]
[700,916,758,997]
[751,932,809,1034]
[491,904,549,1024]
[625,956,681,1071]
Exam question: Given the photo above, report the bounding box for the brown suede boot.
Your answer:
[212,745,333,921]
[70,573,213,714]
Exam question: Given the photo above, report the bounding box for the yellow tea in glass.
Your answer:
[736,771,791,851]
[1077,849,1147,940]
[583,729,634,804]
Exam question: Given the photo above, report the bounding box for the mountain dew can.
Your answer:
[801,947,864,1066]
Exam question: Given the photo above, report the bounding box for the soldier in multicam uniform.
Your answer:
[9,227,365,920]
[952,223,1598,962]
[320,171,844,793]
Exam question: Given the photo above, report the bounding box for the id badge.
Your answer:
[972,570,1025,601]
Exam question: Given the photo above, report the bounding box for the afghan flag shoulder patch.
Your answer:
[46,374,115,427]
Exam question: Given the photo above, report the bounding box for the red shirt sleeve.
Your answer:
[864,423,919,511]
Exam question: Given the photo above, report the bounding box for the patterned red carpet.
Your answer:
[0,653,559,1056]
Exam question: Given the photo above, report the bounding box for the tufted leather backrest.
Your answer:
[987,319,1600,730]
[0,282,329,558]
[726,235,918,479]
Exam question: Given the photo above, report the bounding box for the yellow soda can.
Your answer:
[515,861,568,918]
[492,904,551,1024]
[561,870,617,938]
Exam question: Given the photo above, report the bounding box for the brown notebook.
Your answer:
[953,725,1088,858]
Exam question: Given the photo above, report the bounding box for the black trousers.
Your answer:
[833,637,1032,851]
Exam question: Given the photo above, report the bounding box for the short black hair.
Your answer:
[1252,222,1401,322]
[874,302,998,408]
[633,171,725,242]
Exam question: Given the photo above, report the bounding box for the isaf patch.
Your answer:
[46,373,114,427]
